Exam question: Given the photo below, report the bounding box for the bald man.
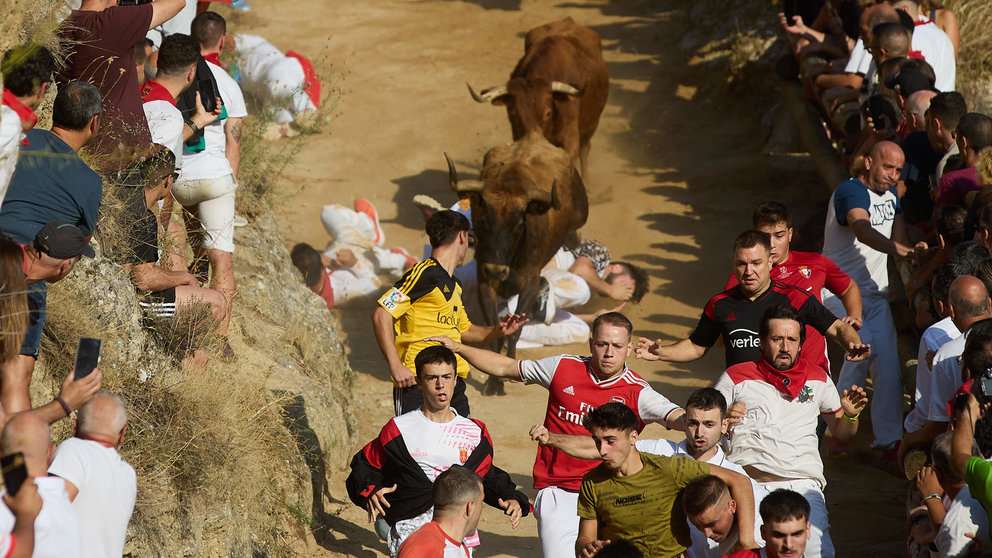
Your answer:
[822,141,912,454]
[904,90,937,135]
[928,278,992,426]
[0,413,81,557]
[901,275,989,462]
[49,391,136,558]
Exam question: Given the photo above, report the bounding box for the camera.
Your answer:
[971,367,992,407]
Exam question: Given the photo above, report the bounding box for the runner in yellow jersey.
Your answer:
[372,210,527,416]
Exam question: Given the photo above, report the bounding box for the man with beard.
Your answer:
[822,140,911,454]
[715,304,868,558]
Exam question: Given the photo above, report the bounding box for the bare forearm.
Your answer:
[372,308,403,367]
[828,414,858,442]
[656,338,707,362]
[951,415,977,480]
[827,319,861,349]
[837,283,862,320]
[10,515,34,558]
[129,264,188,292]
[852,223,901,257]
[546,433,599,460]
[225,119,242,178]
[447,340,520,378]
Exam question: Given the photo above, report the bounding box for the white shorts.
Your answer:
[172,174,237,253]
[534,486,580,558]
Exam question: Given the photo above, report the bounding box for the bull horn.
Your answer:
[550,179,561,210]
[467,83,509,103]
[444,152,484,194]
[526,180,561,211]
[551,81,583,96]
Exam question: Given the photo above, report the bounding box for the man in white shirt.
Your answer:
[48,391,136,558]
[714,304,868,558]
[0,413,81,558]
[931,431,990,557]
[894,0,956,91]
[928,277,992,428]
[0,45,54,205]
[822,140,911,452]
[900,263,962,463]
[176,12,248,345]
[233,34,319,129]
[141,33,220,166]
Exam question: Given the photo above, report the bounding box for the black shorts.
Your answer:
[139,287,177,319]
[393,376,470,418]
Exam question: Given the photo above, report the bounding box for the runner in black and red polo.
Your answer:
[723,201,864,372]
[637,230,870,369]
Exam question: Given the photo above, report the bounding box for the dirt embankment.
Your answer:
[233,0,908,556]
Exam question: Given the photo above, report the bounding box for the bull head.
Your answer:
[467,81,583,104]
[444,152,560,212]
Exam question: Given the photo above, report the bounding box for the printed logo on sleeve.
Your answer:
[380,287,408,311]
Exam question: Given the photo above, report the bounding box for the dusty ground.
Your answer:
[233,0,907,556]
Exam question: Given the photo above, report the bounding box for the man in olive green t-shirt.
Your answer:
[576,403,757,558]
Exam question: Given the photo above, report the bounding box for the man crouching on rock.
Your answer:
[346,345,530,557]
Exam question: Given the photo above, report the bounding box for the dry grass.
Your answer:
[944,0,992,112]
[4,8,348,556]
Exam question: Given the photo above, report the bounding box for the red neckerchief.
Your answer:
[947,379,974,418]
[914,19,932,26]
[2,88,38,132]
[318,268,334,310]
[139,79,176,106]
[285,50,321,107]
[756,356,809,399]
[897,119,908,140]
[202,52,222,67]
[908,50,925,60]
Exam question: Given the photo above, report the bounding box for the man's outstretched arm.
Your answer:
[425,335,521,378]
[635,337,708,362]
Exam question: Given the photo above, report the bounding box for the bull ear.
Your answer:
[550,179,562,211]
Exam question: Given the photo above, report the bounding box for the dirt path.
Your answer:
[234,0,907,556]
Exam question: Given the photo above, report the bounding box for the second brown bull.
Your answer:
[469,17,609,175]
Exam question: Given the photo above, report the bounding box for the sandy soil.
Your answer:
[232,0,908,556]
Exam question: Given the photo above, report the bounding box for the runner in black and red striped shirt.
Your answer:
[636,230,869,369]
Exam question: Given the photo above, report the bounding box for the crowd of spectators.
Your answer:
[0,0,325,553]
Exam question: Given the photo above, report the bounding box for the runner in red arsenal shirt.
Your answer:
[637,230,869,369]
[723,202,864,371]
[426,311,684,558]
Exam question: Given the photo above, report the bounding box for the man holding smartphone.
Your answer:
[0,414,80,557]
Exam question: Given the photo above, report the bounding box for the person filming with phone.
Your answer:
[49,391,136,558]
[0,413,80,557]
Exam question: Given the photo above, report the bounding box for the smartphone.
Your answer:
[74,337,101,381]
[1,453,27,496]
[197,76,219,114]
[783,0,798,23]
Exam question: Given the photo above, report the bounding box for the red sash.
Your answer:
[285,50,321,107]
[139,79,176,106]
[2,88,38,131]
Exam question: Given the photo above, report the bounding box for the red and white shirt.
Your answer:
[715,360,841,488]
[393,410,483,481]
[398,522,471,558]
[725,250,853,303]
[518,355,681,491]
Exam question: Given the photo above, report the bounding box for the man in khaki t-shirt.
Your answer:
[575,403,756,558]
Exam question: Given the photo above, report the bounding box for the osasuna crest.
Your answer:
[798,266,812,278]
[798,385,814,403]
[459,447,468,464]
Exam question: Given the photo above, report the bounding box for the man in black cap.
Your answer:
[20,220,96,285]
[0,220,97,418]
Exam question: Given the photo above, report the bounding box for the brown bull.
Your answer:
[447,131,588,393]
[469,17,609,175]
